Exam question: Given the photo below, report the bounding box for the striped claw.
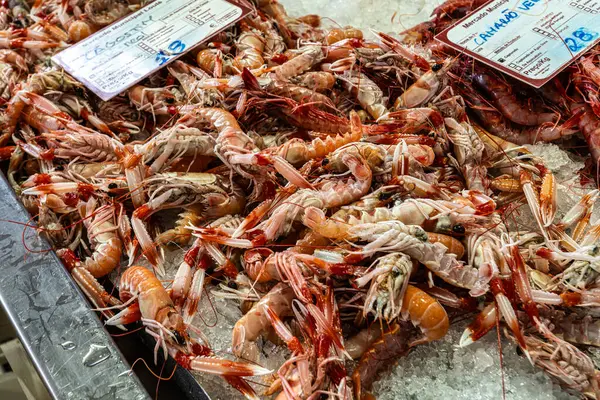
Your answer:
[460,303,496,347]
[22,182,91,195]
[223,376,259,400]
[184,357,272,377]
[192,227,264,248]
[131,213,165,275]
[105,303,142,326]
[539,171,556,227]
[263,304,304,354]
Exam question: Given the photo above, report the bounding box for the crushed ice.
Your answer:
[373,320,576,400]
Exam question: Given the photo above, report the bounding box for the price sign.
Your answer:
[52,0,250,100]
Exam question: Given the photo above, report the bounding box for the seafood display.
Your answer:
[4,0,600,399]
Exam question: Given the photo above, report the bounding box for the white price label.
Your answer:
[52,0,250,100]
[435,0,600,87]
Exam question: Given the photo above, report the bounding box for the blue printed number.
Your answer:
[565,27,598,53]
[168,40,186,54]
[565,37,584,52]
[573,27,598,42]
[155,40,187,65]
[155,50,169,65]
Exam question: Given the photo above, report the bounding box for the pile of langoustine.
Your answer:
[4,0,600,398]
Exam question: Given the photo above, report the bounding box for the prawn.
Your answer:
[106,266,270,399]
[394,60,452,109]
[472,68,556,126]
[56,198,122,318]
[401,284,450,345]
[232,283,295,362]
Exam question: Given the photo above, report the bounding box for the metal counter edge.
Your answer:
[0,172,150,400]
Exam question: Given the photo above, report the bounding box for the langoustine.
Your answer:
[5,1,600,399]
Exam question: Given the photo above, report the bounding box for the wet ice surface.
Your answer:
[279,0,434,37]
[374,320,576,400]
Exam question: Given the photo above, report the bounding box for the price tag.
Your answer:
[52,0,251,100]
[435,0,600,88]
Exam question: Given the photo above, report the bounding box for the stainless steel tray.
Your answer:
[0,172,203,400]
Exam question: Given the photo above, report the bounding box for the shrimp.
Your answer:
[275,45,324,80]
[131,172,245,274]
[374,107,444,134]
[171,215,243,322]
[155,209,204,246]
[268,110,363,165]
[106,266,270,399]
[128,85,178,117]
[394,60,452,109]
[2,89,68,141]
[282,100,351,134]
[508,331,600,398]
[325,26,363,45]
[339,70,388,120]
[308,217,489,295]
[232,22,265,72]
[377,31,431,71]
[355,253,414,320]
[401,284,450,345]
[180,107,309,188]
[444,117,487,191]
[506,121,578,145]
[272,130,361,166]
[352,321,412,400]
[0,49,27,71]
[294,71,335,92]
[0,51,26,103]
[55,198,122,318]
[244,13,286,59]
[461,82,578,144]
[580,55,600,87]
[539,308,600,347]
[84,0,129,27]
[49,92,114,136]
[253,152,372,241]
[43,129,120,162]
[132,124,216,174]
[68,19,95,42]
[197,150,373,246]
[232,283,295,362]
[575,104,600,168]
[58,198,122,278]
[291,187,395,254]
[0,37,60,49]
[196,48,223,77]
[472,68,556,126]
[167,61,222,107]
[261,78,336,109]
[302,200,472,246]
[257,0,296,47]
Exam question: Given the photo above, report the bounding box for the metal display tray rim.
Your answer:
[0,171,153,400]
